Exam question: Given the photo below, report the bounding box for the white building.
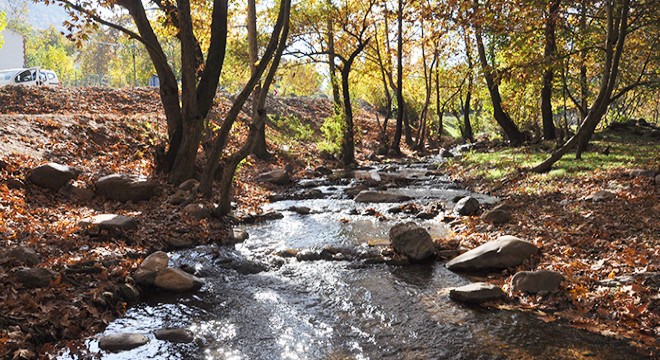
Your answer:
[0,28,25,69]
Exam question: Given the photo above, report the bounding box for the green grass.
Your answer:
[457,130,659,183]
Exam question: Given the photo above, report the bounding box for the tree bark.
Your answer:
[532,0,630,172]
[541,0,560,141]
[327,1,342,116]
[248,0,270,160]
[390,0,404,154]
[472,1,524,145]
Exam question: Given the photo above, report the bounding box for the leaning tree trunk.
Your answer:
[531,0,630,172]
[541,0,561,141]
[473,10,524,145]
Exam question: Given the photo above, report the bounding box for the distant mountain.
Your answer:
[0,0,69,31]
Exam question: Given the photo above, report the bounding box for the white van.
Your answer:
[0,68,60,87]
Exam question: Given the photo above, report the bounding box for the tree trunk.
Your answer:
[579,0,589,120]
[390,0,404,155]
[199,0,290,198]
[463,80,473,142]
[541,0,560,141]
[248,0,270,160]
[532,0,630,172]
[327,3,342,116]
[340,68,356,165]
[472,6,524,146]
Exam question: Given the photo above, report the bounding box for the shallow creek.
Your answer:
[59,159,649,359]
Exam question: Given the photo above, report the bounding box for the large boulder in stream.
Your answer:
[389,222,435,261]
[95,174,156,202]
[446,235,539,272]
[28,163,78,191]
[153,268,204,292]
[354,191,411,203]
[134,251,169,286]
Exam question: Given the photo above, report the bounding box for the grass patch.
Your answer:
[456,130,659,184]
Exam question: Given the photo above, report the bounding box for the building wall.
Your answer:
[0,29,25,69]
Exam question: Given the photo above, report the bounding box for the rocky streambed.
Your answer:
[57,158,651,359]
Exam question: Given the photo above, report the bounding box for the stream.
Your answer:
[58,157,650,359]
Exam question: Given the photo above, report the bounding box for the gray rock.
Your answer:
[169,190,192,205]
[449,282,506,303]
[153,268,204,292]
[119,283,141,302]
[154,328,194,343]
[454,196,480,216]
[388,222,435,261]
[446,235,539,271]
[584,190,615,201]
[134,251,169,286]
[628,169,656,178]
[4,178,26,190]
[182,203,211,219]
[492,202,514,212]
[28,163,78,191]
[354,191,412,203]
[95,174,156,202]
[441,149,454,158]
[655,174,660,186]
[98,333,149,352]
[511,270,564,293]
[78,214,138,233]
[289,206,311,215]
[165,237,196,249]
[315,166,333,176]
[257,169,290,185]
[15,267,57,288]
[228,229,249,243]
[5,246,40,266]
[416,210,439,220]
[344,184,369,197]
[481,209,512,224]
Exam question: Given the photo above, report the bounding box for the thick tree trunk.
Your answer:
[340,68,356,165]
[390,0,404,154]
[248,0,270,160]
[473,13,524,145]
[327,4,342,116]
[579,0,589,120]
[541,0,560,141]
[463,81,473,142]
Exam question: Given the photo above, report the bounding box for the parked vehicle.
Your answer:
[0,68,60,87]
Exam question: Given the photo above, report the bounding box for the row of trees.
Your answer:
[32,0,660,213]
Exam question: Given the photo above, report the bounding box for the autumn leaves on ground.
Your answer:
[0,86,658,358]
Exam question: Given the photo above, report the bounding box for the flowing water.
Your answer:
[59,159,651,359]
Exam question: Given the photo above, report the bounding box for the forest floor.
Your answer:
[0,86,658,358]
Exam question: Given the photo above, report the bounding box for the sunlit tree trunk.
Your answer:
[541,0,560,141]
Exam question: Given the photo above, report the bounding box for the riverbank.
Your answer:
[441,125,659,349]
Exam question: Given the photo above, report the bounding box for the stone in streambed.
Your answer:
[446,235,539,272]
[511,270,564,293]
[584,190,615,201]
[4,246,40,266]
[388,222,435,261]
[28,162,78,191]
[94,174,156,202]
[154,328,194,343]
[14,267,57,288]
[153,268,204,292]
[78,214,138,233]
[481,209,512,224]
[257,168,290,185]
[449,282,506,304]
[98,333,149,352]
[133,251,169,286]
[354,191,411,203]
[454,196,480,216]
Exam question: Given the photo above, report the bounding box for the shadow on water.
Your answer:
[58,161,652,360]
